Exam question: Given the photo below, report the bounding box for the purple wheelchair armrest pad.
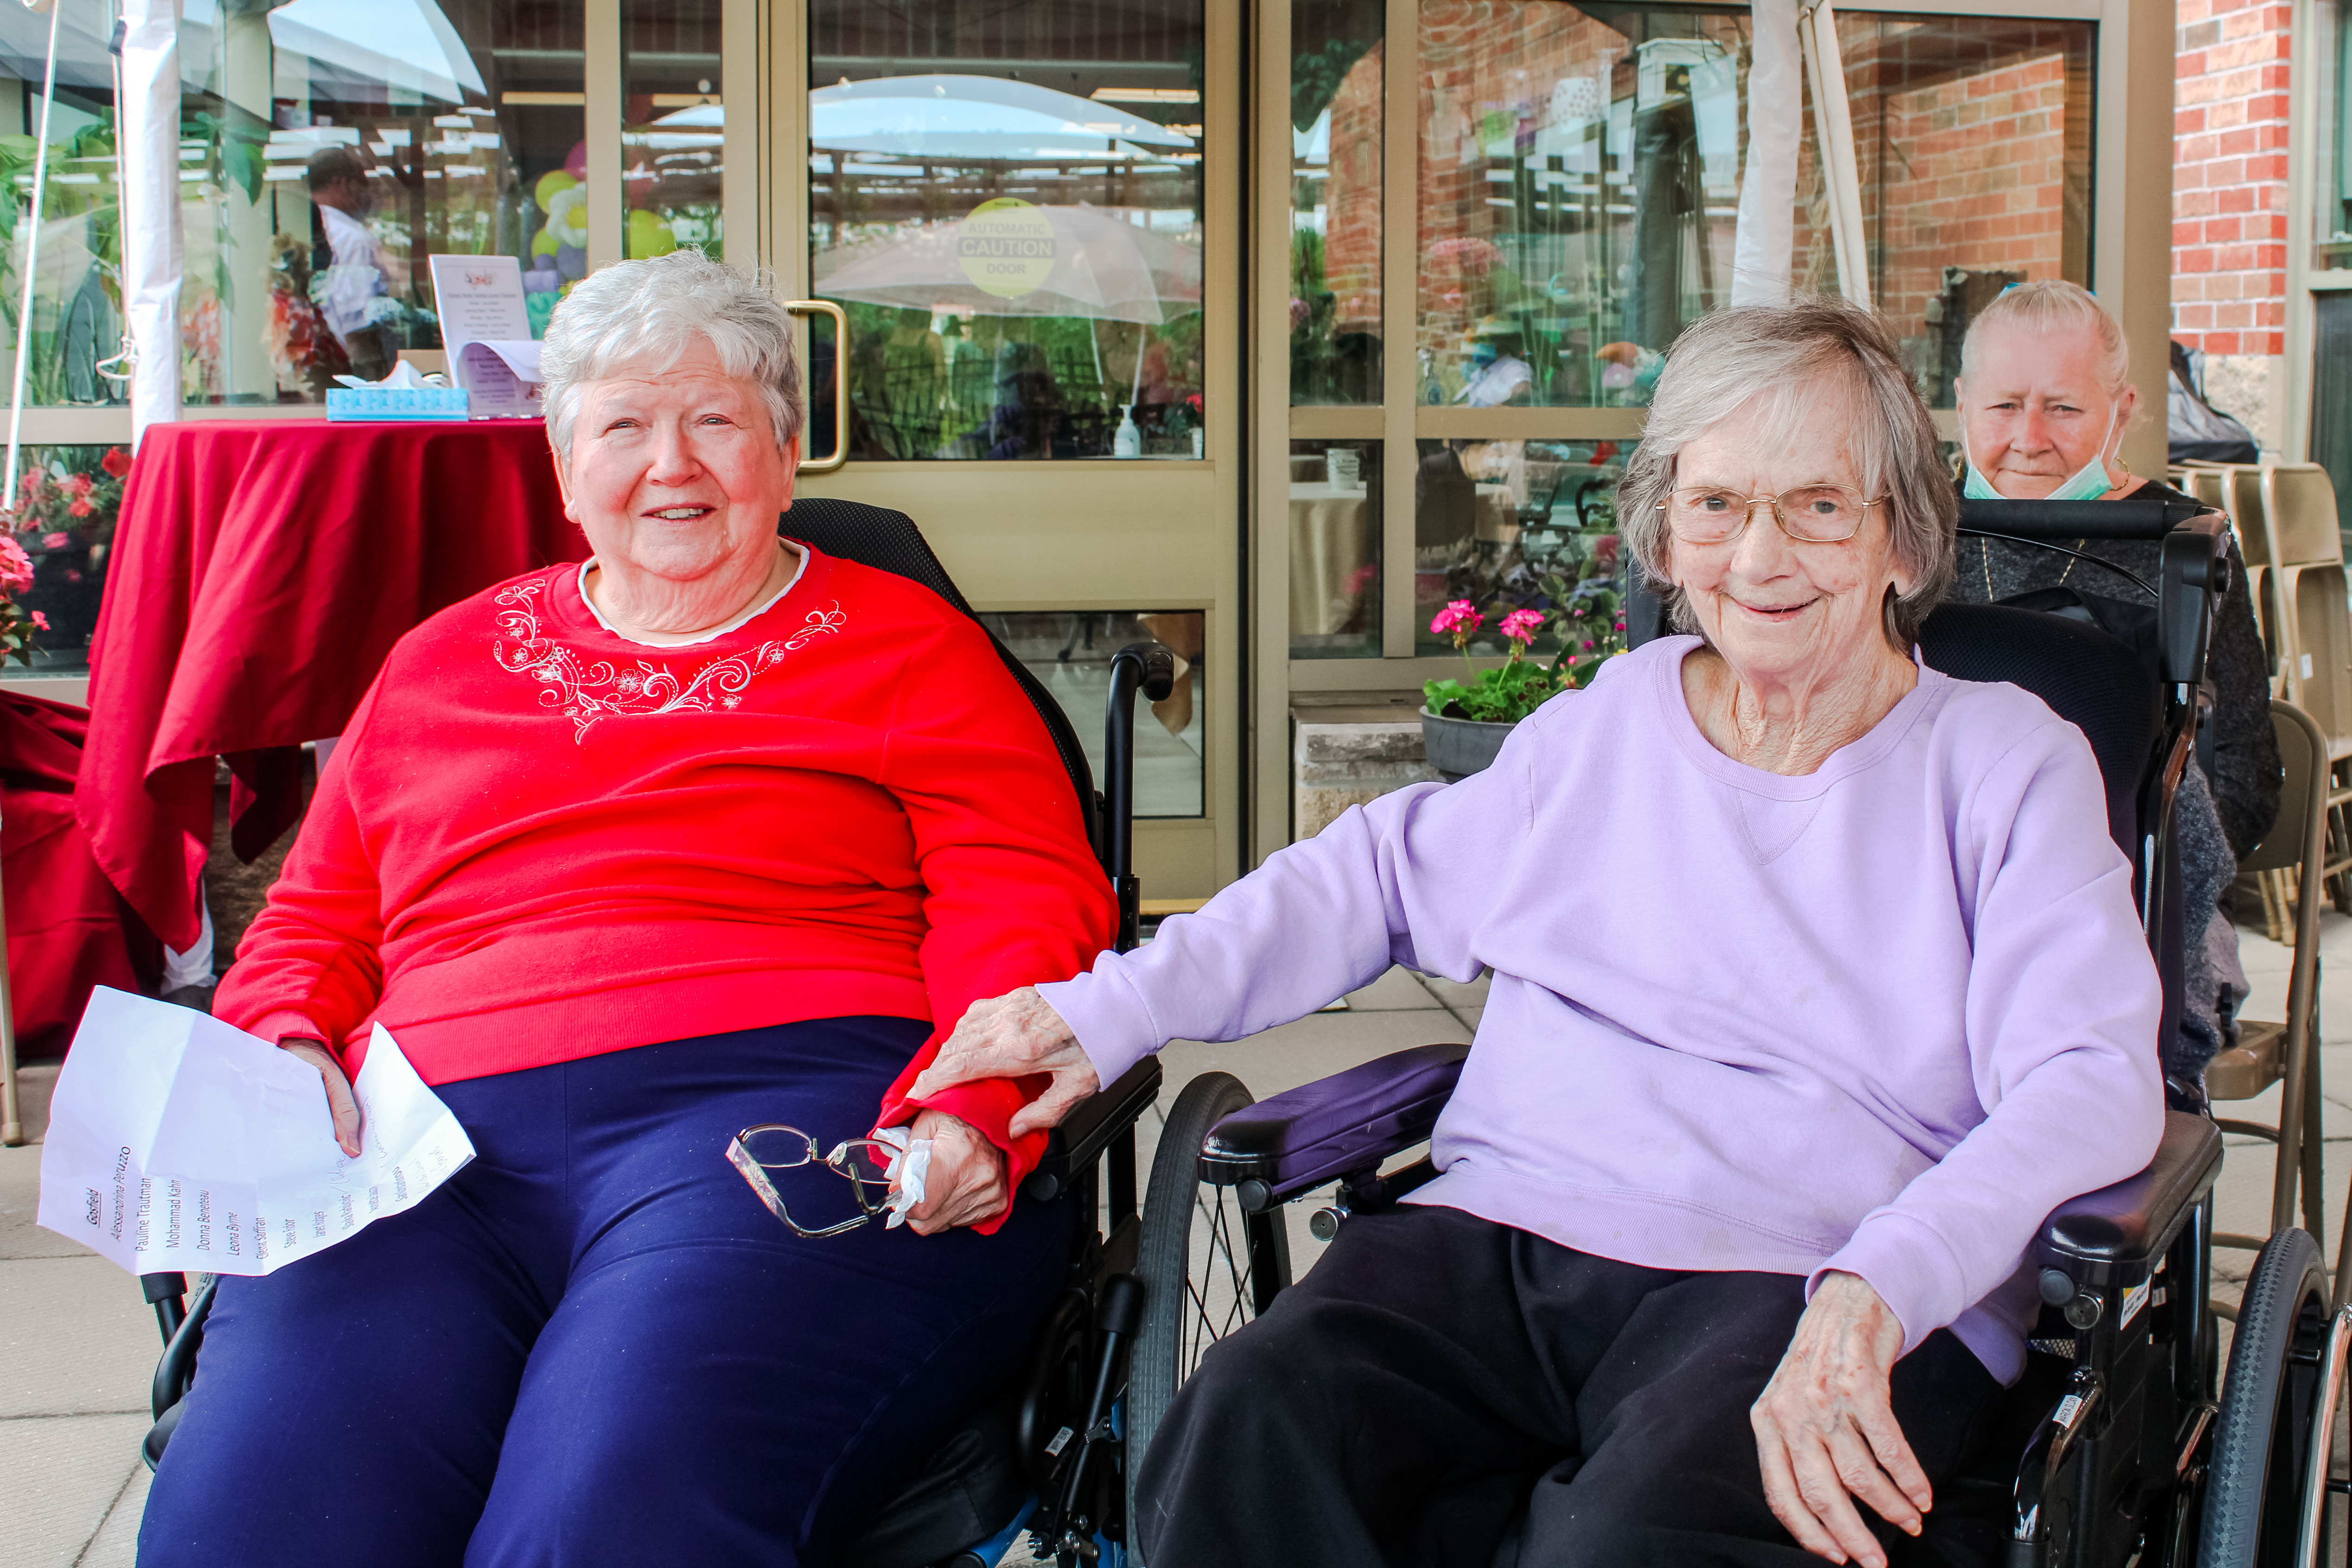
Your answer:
[1200,1042,1470,1203]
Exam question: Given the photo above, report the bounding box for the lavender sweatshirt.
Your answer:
[1040,636,2165,1382]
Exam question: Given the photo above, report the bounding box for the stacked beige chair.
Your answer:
[2260,464,2352,914]
[2207,700,2331,1308]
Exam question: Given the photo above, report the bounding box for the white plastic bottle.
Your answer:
[1113,406,1143,459]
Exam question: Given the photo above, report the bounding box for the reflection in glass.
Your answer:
[1418,4,1746,409]
[1413,438,1627,659]
[1837,14,2093,407]
[1290,439,1381,658]
[810,0,1205,460]
[178,0,584,403]
[623,0,722,262]
[1291,0,1382,406]
[979,611,1206,818]
[9,443,132,672]
[0,3,127,408]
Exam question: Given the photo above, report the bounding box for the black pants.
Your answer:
[1136,1204,2010,1568]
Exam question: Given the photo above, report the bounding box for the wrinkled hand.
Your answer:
[900,1109,1007,1235]
[907,988,1099,1140]
[280,1037,362,1159]
[1751,1272,1927,1568]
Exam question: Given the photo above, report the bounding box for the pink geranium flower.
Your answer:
[1428,599,1483,637]
[41,531,67,548]
[67,499,91,518]
[1498,608,1545,644]
[0,534,31,592]
[63,471,93,497]
[28,609,48,630]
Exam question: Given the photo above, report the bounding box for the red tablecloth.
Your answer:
[5,689,155,1046]
[75,419,585,952]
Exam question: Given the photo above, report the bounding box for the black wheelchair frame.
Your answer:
[1161,497,2350,1568]
[132,498,1207,1568]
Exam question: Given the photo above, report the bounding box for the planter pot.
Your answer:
[1421,706,1518,782]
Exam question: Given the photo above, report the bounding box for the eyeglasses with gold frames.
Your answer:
[1657,485,1887,545]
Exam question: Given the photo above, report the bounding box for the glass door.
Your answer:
[773,0,1243,901]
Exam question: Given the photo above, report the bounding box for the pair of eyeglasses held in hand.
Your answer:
[727,1124,900,1239]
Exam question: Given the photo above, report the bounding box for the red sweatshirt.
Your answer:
[213,544,1116,1218]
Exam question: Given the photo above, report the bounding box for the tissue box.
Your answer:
[325,386,471,422]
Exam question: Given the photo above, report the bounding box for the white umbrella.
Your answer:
[811,74,1192,163]
[814,202,1201,325]
[266,0,486,107]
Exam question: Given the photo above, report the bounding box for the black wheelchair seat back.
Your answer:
[1915,600,2162,863]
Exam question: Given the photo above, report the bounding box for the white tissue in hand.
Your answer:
[856,1127,933,1229]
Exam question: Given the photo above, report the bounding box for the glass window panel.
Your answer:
[1837,14,2094,408]
[2317,0,2352,269]
[809,0,1205,460]
[178,0,584,404]
[1290,437,1380,657]
[622,0,722,262]
[0,6,129,409]
[977,610,1205,817]
[10,442,132,672]
[1418,4,1749,409]
[1412,436,1628,659]
[1292,0,1382,406]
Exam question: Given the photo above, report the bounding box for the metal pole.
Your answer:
[4,0,64,513]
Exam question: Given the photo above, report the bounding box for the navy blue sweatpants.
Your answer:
[138,1017,1070,1568]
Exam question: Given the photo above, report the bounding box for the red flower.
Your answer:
[28,609,47,630]
[67,499,92,518]
[63,472,93,497]
[41,531,66,548]
[101,447,130,477]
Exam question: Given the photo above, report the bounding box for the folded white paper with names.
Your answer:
[37,989,475,1277]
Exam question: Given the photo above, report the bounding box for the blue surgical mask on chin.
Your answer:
[1962,402,2121,502]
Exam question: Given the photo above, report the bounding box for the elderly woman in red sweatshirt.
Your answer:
[137,249,1115,1568]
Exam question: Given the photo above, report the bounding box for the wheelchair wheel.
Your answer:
[2201,1228,2331,1566]
[1125,1072,1290,1550]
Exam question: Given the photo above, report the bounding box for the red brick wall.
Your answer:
[1861,50,2072,334]
[2173,0,2291,357]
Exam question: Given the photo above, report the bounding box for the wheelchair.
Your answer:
[1143,496,2352,1567]
[128,497,1247,1568]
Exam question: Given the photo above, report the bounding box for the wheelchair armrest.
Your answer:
[2033,1110,2222,1292]
[1198,1043,1469,1207]
[1021,1058,1162,1202]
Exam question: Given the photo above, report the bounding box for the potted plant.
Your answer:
[0,528,42,667]
[1421,595,1628,781]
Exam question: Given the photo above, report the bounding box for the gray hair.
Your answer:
[539,249,805,462]
[1958,278,2128,398]
[1617,296,1957,648]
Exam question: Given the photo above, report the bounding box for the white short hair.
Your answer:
[1617,296,1958,646]
[1958,278,2129,398]
[538,250,805,462]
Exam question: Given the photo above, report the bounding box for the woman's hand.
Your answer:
[280,1037,363,1159]
[900,1109,1007,1235]
[907,988,1100,1139]
[1751,1272,1928,1567]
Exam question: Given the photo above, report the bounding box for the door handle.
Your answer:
[784,299,849,473]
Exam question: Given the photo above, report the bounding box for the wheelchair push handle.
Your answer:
[1105,641,1177,953]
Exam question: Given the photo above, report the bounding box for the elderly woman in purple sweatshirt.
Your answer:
[913,297,2163,1568]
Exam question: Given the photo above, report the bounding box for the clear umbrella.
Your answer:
[811,74,1193,163]
[814,202,1201,325]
